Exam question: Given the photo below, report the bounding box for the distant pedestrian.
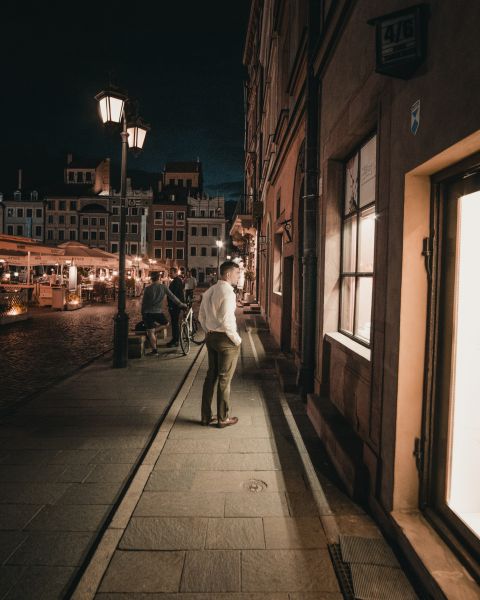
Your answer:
[199,260,241,428]
[167,267,185,348]
[236,260,245,303]
[141,271,186,356]
[184,268,197,304]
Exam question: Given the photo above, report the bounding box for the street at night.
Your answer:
[0,301,142,413]
[1,0,479,598]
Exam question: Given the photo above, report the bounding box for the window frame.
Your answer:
[338,133,377,348]
[420,158,480,581]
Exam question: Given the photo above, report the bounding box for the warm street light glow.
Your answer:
[127,120,149,151]
[216,239,223,248]
[95,90,126,124]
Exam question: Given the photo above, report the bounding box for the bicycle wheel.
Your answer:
[191,315,205,344]
[180,321,191,355]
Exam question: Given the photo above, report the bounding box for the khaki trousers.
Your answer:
[201,332,240,422]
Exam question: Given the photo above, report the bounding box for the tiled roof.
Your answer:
[44,183,100,197]
[165,161,202,173]
[66,158,104,169]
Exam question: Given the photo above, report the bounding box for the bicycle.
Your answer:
[179,298,205,355]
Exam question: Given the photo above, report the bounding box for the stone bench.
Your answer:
[128,326,169,358]
[128,333,145,358]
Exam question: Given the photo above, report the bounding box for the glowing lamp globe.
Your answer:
[127,121,149,151]
[95,90,126,124]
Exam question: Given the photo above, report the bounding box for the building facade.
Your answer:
[161,160,203,194]
[244,0,480,596]
[109,180,152,257]
[187,195,226,284]
[148,194,187,270]
[1,190,45,240]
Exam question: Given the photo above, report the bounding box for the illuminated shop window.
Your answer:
[339,134,376,345]
[446,190,480,540]
[273,232,283,294]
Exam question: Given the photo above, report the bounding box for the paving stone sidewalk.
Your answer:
[0,337,203,600]
[79,315,417,600]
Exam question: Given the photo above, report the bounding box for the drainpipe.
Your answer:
[298,0,321,397]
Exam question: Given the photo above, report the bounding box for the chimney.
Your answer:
[67,153,73,165]
[18,169,22,190]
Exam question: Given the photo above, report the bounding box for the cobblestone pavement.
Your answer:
[68,314,419,600]
[0,335,203,600]
[0,300,142,412]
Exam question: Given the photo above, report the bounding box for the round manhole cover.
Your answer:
[243,479,268,492]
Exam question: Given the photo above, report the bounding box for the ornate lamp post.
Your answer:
[95,88,149,368]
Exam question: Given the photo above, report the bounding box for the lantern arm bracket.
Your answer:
[279,218,293,243]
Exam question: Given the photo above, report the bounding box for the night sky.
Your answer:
[0,1,250,200]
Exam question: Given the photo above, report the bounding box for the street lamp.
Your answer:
[95,88,149,368]
[216,239,223,282]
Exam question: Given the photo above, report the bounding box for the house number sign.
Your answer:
[368,4,429,79]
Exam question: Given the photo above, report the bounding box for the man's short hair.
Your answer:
[190,268,197,277]
[150,271,160,281]
[220,261,240,278]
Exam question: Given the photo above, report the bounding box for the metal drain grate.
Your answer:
[340,535,399,567]
[243,479,267,492]
[328,543,355,599]
[349,563,418,600]
[329,538,418,600]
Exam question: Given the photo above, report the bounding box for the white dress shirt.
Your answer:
[198,280,242,346]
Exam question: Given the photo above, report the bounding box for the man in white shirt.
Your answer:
[198,260,241,428]
[184,268,197,304]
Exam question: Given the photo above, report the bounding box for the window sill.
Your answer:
[273,291,283,296]
[391,510,479,599]
[324,331,371,362]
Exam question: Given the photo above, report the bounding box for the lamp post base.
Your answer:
[113,312,129,368]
